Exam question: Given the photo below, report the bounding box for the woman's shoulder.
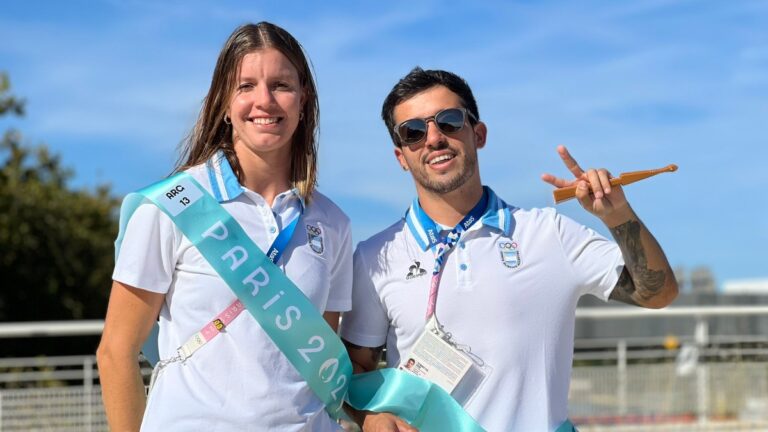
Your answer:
[306,190,350,226]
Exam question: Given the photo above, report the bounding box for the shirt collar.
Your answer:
[205,151,244,202]
[204,151,304,209]
[404,186,516,251]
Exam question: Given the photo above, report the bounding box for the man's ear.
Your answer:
[394,147,409,171]
[474,121,488,149]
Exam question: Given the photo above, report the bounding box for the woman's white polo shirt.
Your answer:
[113,153,352,431]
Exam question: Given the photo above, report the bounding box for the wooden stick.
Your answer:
[553,164,678,204]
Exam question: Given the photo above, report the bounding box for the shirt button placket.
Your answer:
[262,206,278,240]
[457,239,472,292]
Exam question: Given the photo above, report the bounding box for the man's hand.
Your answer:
[541,145,632,227]
[342,340,418,431]
[362,412,418,432]
[542,145,678,308]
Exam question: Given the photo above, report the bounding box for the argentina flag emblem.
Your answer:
[306,224,324,254]
[498,240,520,268]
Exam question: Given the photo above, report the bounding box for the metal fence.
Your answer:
[0,386,107,432]
[571,362,768,427]
[1,307,768,431]
[0,355,106,431]
[572,306,768,431]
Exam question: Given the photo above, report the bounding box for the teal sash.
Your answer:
[116,173,485,431]
[556,419,577,431]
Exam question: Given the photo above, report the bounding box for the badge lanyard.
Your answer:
[400,190,490,404]
[409,190,488,324]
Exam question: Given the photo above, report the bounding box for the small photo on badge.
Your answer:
[401,358,417,371]
[399,357,428,377]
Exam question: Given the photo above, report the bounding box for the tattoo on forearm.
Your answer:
[609,219,666,305]
[610,268,639,305]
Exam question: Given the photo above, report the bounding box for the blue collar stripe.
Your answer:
[218,153,243,200]
[481,190,505,232]
[410,198,445,250]
[502,206,511,233]
[405,187,515,251]
[491,194,513,234]
[406,188,489,251]
[205,152,245,202]
[206,159,224,202]
[405,202,430,250]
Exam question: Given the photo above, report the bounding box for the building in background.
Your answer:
[575,267,768,341]
[722,278,768,295]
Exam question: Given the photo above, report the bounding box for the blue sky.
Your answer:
[1,0,766,288]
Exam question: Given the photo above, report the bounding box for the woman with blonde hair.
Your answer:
[97,22,352,431]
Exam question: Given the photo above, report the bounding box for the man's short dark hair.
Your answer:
[381,67,480,146]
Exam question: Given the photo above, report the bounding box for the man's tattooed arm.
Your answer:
[608,218,677,308]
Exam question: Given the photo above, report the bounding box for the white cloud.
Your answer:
[2,0,766,281]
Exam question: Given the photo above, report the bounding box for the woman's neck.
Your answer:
[235,148,292,207]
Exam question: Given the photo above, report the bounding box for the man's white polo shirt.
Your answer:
[340,187,624,432]
[113,153,352,431]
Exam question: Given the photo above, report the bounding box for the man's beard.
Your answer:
[410,151,477,195]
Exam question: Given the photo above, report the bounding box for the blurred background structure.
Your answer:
[1,0,766,430]
[3,302,768,431]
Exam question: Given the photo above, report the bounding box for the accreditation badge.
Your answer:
[399,317,492,405]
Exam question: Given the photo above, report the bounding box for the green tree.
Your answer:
[0,73,119,355]
[0,73,24,116]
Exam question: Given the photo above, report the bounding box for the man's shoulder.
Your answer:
[487,193,557,226]
[512,206,557,221]
[514,206,591,230]
[355,218,407,256]
[512,206,575,240]
[483,188,558,226]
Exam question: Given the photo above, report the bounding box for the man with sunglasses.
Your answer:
[340,68,677,431]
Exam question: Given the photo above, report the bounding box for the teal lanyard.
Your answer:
[116,173,486,430]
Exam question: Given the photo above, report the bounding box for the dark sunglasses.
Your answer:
[394,107,478,146]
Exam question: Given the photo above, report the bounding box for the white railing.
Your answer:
[2,306,768,430]
[0,355,101,431]
[573,306,768,430]
[575,305,768,319]
[0,386,107,431]
[0,320,103,338]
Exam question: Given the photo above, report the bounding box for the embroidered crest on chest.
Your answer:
[498,240,521,269]
[306,224,323,254]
